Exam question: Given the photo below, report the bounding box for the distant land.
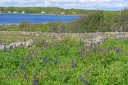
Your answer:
[0,7,116,15]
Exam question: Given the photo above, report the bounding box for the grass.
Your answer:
[0,37,128,85]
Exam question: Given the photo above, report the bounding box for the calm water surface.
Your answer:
[0,14,80,25]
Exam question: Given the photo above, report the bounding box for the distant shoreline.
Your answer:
[0,13,81,16]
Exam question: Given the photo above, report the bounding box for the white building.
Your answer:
[8,11,11,13]
[13,12,18,13]
[22,11,25,14]
[41,11,46,14]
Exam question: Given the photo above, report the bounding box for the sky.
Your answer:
[0,0,128,10]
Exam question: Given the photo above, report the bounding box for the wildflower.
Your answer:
[116,48,120,54]
[4,46,6,52]
[54,59,57,66]
[71,59,75,68]
[21,63,25,70]
[12,73,15,79]
[33,75,38,85]
[43,56,46,63]
[84,80,88,85]
[80,76,83,81]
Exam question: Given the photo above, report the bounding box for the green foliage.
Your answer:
[0,38,128,85]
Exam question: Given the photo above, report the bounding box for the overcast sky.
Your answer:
[0,0,128,10]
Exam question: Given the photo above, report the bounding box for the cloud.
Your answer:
[0,0,128,10]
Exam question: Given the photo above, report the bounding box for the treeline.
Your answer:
[0,7,92,15]
[1,9,128,32]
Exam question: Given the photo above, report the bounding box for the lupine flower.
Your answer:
[4,46,6,53]
[84,80,88,85]
[43,57,46,63]
[54,59,57,66]
[90,43,93,47]
[21,63,25,70]
[43,45,47,49]
[12,73,15,79]
[116,48,120,54]
[71,59,75,68]
[33,75,38,85]
[93,43,96,48]
[80,76,83,81]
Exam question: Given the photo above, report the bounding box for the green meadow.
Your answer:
[0,37,128,85]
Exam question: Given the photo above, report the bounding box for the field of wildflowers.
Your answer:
[0,37,128,85]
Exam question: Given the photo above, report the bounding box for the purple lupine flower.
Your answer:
[33,75,38,85]
[116,48,120,54]
[80,76,83,81]
[54,59,57,66]
[71,59,75,68]
[43,45,47,49]
[21,63,25,70]
[43,57,46,63]
[4,46,6,53]
[12,73,15,79]
[84,80,88,85]
[93,43,96,48]
[90,43,93,47]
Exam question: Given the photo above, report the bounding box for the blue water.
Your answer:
[0,14,80,25]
